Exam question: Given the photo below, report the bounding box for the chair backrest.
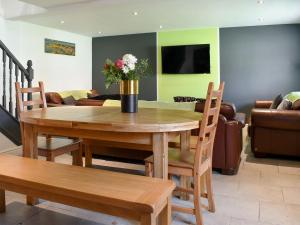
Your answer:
[15,81,47,116]
[194,82,225,171]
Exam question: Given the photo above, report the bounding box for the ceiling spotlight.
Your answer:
[98,31,102,34]
[257,0,264,4]
[258,17,264,22]
[133,12,138,16]
[60,20,65,24]
[159,25,163,29]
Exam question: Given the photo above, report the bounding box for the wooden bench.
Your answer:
[0,155,175,225]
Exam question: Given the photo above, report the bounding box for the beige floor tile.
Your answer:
[214,195,259,221]
[213,180,239,196]
[279,166,300,176]
[236,169,261,184]
[260,201,300,225]
[174,210,231,225]
[260,173,300,188]
[243,161,279,175]
[283,187,300,205]
[278,160,300,176]
[229,217,281,225]
[235,183,284,203]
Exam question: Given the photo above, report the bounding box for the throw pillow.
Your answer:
[270,94,283,109]
[87,93,99,98]
[63,96,76,105]
[292,99,300,110]
[285,92,300,103]
[277,99,292,110]
[47,92,63,104]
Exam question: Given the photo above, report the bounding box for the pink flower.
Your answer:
[115,59,124,69]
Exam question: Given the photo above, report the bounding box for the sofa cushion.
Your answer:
[292,99,300,110]
[46,92,63,104]
[277,99,292,110]
[270,94,283,109]
[285,92,300,103]
[59,90,92,100]
[63,96,76,105]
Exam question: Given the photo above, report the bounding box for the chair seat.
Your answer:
[145,148,198,169]
[168,136,198,149]
[37,137,80,151]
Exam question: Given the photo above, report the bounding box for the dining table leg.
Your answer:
[22,122,39,205]
[180,130,191,200]
[152,133,168,180]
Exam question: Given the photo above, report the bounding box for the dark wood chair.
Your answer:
[145,81,224,225]
[15,81,83,166]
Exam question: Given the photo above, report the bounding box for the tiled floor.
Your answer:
[1,135,300,225]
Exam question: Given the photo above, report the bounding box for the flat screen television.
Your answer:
[161,44,210,74]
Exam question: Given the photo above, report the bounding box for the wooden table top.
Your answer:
[0,154,175,213]
[20,106,201,132]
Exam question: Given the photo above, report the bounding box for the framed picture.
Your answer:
[45,38,75,56]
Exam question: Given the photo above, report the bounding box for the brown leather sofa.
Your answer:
[90,101,246,175]
[45,90,104,107]
[249,100,300,158]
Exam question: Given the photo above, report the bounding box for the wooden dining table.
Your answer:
[20,106,201,180]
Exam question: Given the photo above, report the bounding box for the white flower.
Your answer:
[127,63,135,70]
[122,66,130,74]
[122,54,137,66]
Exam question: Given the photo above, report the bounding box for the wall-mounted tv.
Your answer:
[161,44,210,74]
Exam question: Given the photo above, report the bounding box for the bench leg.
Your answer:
[85,144,93,167]
[0,189,5,213]
[140,213,156,225]
[72,144,83,166]
[46,154,55,162]
[158,197,171,225]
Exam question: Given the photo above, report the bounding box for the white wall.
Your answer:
[0,17,92,92]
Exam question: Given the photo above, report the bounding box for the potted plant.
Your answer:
[103,54,149,113]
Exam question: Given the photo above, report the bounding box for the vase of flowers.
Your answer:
[103,54,149,113]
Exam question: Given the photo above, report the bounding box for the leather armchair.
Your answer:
[193,102,246,175]
[249,100,300,157]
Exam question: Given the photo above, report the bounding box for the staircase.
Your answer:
[0,40,34,145]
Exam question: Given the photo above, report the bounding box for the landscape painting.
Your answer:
[45,38,75,56]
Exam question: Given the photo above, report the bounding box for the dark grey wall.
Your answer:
[220,24,300,113]
[92,33,157,100]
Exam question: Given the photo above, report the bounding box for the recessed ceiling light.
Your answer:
[133,12,138,16]
[60,20,65,24]
[257,0,264,4]
[258,17,264,21]
[159,25,163,29]
[98,31,102,34]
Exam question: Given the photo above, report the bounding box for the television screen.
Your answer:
[161,44,210,74]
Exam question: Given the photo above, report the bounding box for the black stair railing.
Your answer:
[0,39,34,119]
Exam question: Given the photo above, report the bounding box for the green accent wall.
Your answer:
[157,28,220,101]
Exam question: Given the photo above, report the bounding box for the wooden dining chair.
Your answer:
[15,81,83,166]
[145,81,224,225]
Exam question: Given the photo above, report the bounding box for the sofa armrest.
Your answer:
[76,99,104,106]
[255,100,273,108]
[251,109,300,130]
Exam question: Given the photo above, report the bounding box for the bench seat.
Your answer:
[0,155,175,225]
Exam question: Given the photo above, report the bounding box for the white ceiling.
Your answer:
[6,0,300,37]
